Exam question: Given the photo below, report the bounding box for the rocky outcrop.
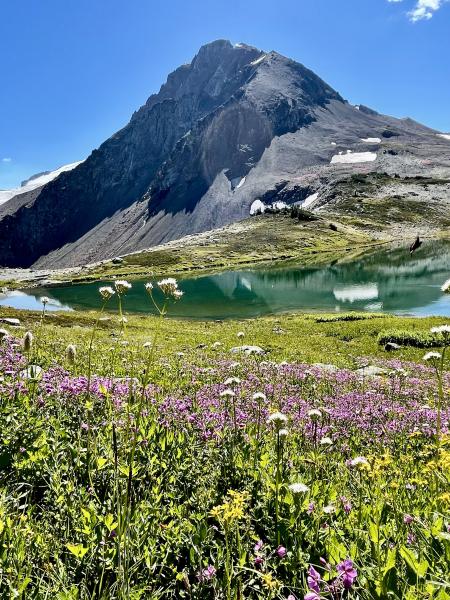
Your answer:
[1,39,449,268]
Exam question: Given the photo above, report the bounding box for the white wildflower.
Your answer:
[252,392,266,402]
[65,344,76,365]
[40,296,50,305]
[158,277,183,299]
[320,437,333,446]
[430,325,450,335]
[20,365,42,380]
[144,282,153,293]
[423,351,442,362]
[99,286,115,300]
[115,280,132,295]
[237,331,245,338]
[220,389,235,398]
[278,428,289,438]
[23,331,33,352]
[143,341,152,348]
[308,409,322,420]
[349,456,369,468]
[323,504,336,514]
[224,377,241,386]
[267,412,288,426]
[288,483,310,494]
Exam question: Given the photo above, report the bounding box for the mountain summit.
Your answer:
[1,39,449,268]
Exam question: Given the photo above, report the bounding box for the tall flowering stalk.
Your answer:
[425,324,449,454]
[268,411,288,545]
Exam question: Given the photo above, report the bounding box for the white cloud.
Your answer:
[1,157,12,163]
[409,0,447,21]
[386,0,448,21]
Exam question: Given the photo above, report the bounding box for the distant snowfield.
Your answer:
[250,199,265,215]
[438,133,450,141]
[302,192,318,209]
[361,137,381,143]
[0,161,83,205]
[331,152,377,165]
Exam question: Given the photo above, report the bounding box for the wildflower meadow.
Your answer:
[0,277,449,599]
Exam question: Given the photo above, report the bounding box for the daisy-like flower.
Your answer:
[423,351,442,362]
[267,412,288,426]
[288,483,310,494]
[115,280,132,295]
[99,286,115,301]
[441,278,450,293]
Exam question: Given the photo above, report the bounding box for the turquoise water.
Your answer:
[1,241,449,319]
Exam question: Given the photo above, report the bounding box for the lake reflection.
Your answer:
[1,240,449,319]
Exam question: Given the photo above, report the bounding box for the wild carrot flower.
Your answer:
[40,296,49,305]
[99,286,115,300]
[279,428,289,438]
[115,280,132,295]
[253,392,266,401]
[23,331,33,352]
[144,282,153,293]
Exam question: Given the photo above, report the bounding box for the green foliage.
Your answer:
[378,329,444,349]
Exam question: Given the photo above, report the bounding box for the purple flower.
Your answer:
[403,514,414,524]
[304,592,320,600]
[254,556,264,567]
[81,422,89,431]
[337,559,357,589]
[254,540,263,552]
[277,545,287,558]
[307,502,315,514]
[198,564,216,582]
[307,565,321,592]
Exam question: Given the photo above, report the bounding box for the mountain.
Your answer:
[0,161,83,206]
[1,39,449,268]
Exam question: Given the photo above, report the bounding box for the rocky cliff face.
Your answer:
[1,39,449,268]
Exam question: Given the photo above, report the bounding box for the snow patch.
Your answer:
[250,54,267,66]
[438,133,450,141]
[361,137,381,143]
[236,176,246,189]
[331,142,337,146]
[331,152,377,165]
[250,199,265,215]
[272,201,287,210]
[0,160,83,205]
[302,192,318,209]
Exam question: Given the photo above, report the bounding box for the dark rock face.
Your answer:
[1,39,449,268]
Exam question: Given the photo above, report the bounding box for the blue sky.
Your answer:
[1,0,449,188]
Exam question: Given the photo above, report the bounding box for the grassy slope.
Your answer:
[0,304,446,368]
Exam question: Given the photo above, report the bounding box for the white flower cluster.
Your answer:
[157,278,183,300]
[115,280,132,295]
[99,286,115,301]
